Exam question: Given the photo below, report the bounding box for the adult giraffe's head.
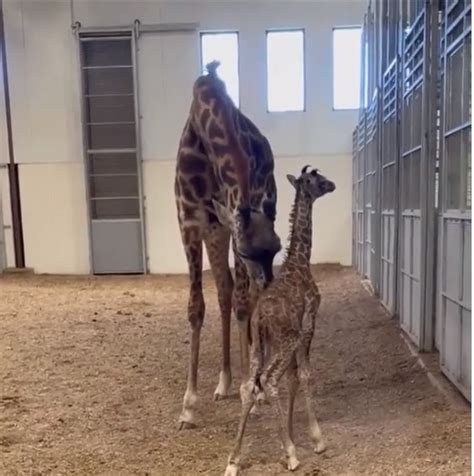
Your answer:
[212,201,281,289]
[201,60,281,288]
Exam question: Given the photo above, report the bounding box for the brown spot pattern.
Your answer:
[208,120,225,140]
[182,125,199,149]
[180,154,208,175]
[212,141,231,158]
[189,175,207,198]
[200,108,211,131]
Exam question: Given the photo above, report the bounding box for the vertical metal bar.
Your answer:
[395,1,405,319]
[6,167,24,267]
[363,115,367,277]
[440,0,449,301]
[420,0,439,351]
[377,100,383,296]
[361,16,368,277]
[131,25,148,273]
[459,39,467,211]
[0,0,25,268]
[392,1,401,316]
[374,0,384,295]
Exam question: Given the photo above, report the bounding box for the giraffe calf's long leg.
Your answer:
[224,382,255,476]
[286,354,299,442]
[261,345,300,471]
[297,346,326,454]
[225,348,263,476]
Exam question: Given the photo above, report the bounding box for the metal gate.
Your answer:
[78,32,146,274]
[399,1,437,349]
[365,93,378,285]
[379,0,400,313]
[363,6,380,287]
[380,59,398,313]
[438,0,471,400]
[354,15,369,277]
[352,128,359,269]
[353,0,471,400]
[356,115,366,276]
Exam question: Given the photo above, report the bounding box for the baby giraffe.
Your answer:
[224,166,335,475]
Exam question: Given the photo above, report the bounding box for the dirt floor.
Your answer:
[0,265,470,475]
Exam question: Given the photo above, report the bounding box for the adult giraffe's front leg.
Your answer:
[179,234,205,430]
[232,252,251,387]
[204,223,233,400]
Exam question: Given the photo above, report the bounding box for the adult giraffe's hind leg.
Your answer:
[205,223,233,400]
[179,233,205,430]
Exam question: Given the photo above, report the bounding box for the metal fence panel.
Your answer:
[352,128,359,268]
[438,0,471,401]
[365,93,379,285]
[353,0,470,401]
[399,4,425,346]
[357,115,367,276]
[380,57,399,312]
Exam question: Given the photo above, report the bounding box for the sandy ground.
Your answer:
[0,265,470,475]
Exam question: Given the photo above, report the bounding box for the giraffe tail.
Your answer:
[205,60,221,76]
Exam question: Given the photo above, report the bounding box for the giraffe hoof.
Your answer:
[214,371,232,400]
[249,404,262,417]
[224,463,239,476]
[213,392,229,401]
[178,420,197,431]
[287,456,300,471]
[255,390,266,405]
[314,440,327,454]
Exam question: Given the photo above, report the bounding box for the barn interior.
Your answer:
[0,0,471,474]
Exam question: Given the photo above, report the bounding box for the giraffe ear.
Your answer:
[286,174,297,189]
[212,199,233,227]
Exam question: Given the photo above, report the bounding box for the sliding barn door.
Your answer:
[79,33,146,274]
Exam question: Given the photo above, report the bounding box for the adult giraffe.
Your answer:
[175,62,281,429]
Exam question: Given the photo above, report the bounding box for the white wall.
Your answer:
[3,0,364,274]
[0,11,11,268]
[0,167,15,271]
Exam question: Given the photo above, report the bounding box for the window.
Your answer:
[80,36,140,220]
[333,27,362,110]
[200,32,239,107]
[266,30,305,112]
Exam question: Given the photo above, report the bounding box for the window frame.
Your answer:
[265,27,306,113]
[332,25,363,111]
[199,30,241,108]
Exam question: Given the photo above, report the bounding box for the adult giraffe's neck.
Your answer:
[191,77,251,212]
[219,110,250,211]
[285,187,313,265]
